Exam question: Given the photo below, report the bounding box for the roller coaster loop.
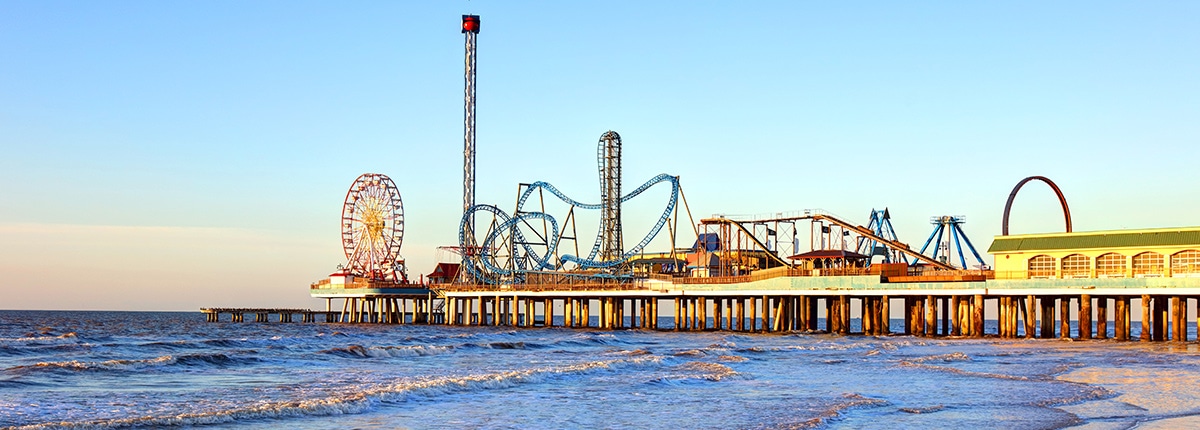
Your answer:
[459,174,679,283]
[1001,176,1072,236]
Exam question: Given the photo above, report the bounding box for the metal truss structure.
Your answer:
[855,208,909,265]
[916,215,987,269]
[458,133,680,284]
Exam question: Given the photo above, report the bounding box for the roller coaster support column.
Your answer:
[598,131,624,268]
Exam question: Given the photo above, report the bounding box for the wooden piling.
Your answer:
[761,295,770,333]
[747,297,756,332]
[880,296,890,335]
[1096,298,1108,339]
[1141,294,1151,341]
[1150,296,1161,341]
[1114,296,1127,340]
[1060,297,1071,339]
[861,298,872,335]
[1024,295,1036,339]
[1080,294,1092,339]
[1039,297,1054,338]
[1172,296,1183,341]
[736,298,746,332]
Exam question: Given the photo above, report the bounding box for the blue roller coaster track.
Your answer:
[458,174,679,284]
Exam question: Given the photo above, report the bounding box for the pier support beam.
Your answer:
[969,294,979,338]
[1142,294,1152,341]
[1154,295,1167,341]
[1097,297,1108,340]
[1061,297,1072,339]
[1024,295,1036,339]
[1115,296,1127,340]
[1172,296,1184,342]
[1080,294,1092,339]
[1040,297,1054,338]
[881,296,890,335]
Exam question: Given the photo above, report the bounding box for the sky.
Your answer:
[2,2,1198,311]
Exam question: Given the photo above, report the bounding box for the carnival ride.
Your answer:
[710,210,958,272]
[458,132,685,285]
[340,173,408,281]
[915,216,988,270]
[1003,175,1072,236]
[856,209,908,265]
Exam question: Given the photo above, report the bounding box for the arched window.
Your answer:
[1061,254,1090,278]
[1028,255,1056,278]
[1132,252,1164,277]
[1172,250,1200,276]
[1096,253,1126,278]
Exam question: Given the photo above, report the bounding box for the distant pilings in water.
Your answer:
[205,293,1195,342]
[201,308,332,323]
[201,295,445,324]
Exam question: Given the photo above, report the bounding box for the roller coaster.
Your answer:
[713,211,958,271]
[458,133,683,284]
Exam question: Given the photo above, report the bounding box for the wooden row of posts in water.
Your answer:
[202,297,443,324]
[204,292,1199,341]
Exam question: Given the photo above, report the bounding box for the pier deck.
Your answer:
[209,269,1200,344]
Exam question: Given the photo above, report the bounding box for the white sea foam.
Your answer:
[904,351,971,363]
[9,355,665,429]
[4,353,247,375]
[0,333,77,344]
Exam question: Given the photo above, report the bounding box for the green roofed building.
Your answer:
[987,227,1200,280]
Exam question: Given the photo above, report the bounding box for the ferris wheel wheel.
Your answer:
[341,173,406,281]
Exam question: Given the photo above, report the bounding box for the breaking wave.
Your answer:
[649,361,742,385]
[319,344,455,358]
[10,355,663,429]
[3,353,257,376]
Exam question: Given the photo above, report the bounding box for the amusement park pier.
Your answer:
[202,14,1200,344]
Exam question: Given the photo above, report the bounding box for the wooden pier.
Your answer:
[427,288,1193,342]
[206,283,1198,343]
[205,225,1200,343]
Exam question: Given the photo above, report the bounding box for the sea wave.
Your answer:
[904,352,971,363]
[677,361,740,381]
[9,355,664,429]
[320,344,455,358]
[398,330,519,343]
[0,333,78,345]
[648,360,742,385]
[899,404,946,414]
[897,361,1034,381]
[2,353,257,376]
[673,349,707,357]
[554,332,627,347]
[784,393,890,429]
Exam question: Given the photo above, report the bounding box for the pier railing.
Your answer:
[989,270,1200,280]
[437,281,650,292]
[433,266,999,289]
[310,278,425,290]
[672,267,879,284]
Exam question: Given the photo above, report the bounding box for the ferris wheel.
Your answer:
[341,173,406,281]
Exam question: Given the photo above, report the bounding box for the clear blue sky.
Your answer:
[2,2,1198,310]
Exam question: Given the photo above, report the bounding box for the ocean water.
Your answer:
[3,311,1200,429]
